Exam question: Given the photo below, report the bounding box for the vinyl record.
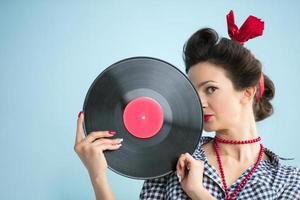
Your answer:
[83,57,203,180]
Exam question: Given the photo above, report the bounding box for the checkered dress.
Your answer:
[139,137,300,199]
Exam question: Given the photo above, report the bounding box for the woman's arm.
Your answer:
[90,174,115,200]
[176,153,215,200]
[74,111,122,200]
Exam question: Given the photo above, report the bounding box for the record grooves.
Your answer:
[83,57,203,179]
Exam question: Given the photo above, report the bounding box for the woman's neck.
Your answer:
[214,122,261,162]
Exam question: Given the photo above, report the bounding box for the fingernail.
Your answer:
[109,130,117,135]
[78,111,83,118]
[176,172,182,182]
[118,138,123,143]
[187,164,191,170]
[117,143,122,148]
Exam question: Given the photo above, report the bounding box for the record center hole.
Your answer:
[123,97,164,139]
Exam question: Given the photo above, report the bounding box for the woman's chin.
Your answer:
[203,124,215,132]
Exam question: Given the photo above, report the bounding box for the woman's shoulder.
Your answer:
[273,162,300,197]
[262,147,300,184]
[255,149,300,198]
[276,162,300,180]
[192,136,214,161]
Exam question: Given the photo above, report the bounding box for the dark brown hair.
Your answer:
[183,28,275,121]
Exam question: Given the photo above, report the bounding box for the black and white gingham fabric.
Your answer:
[139,137,300,199]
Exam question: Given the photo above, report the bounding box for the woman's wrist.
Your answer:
[89,170,108,183]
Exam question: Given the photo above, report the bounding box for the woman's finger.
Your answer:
[99,143,122,151]
[184,153,193,170]
[75,111,85,144]
[176,154,187,181]
[176,153,196,181]
[176,154,185,171]
[84,131,115,143]
[184,153,204,170]
[184,152,193,160]
[92,138,123,146]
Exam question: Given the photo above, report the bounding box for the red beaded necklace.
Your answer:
[213,137,264,200]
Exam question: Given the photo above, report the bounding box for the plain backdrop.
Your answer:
[1,1,300,199]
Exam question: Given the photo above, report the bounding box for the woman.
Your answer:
[74,12,300,200]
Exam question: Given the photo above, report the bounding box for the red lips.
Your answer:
[204,115,213,122]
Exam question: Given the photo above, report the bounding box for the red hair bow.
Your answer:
[226,10,264,45]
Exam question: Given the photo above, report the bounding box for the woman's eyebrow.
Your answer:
[196,80,217,88]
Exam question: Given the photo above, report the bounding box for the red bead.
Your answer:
[213,139,264,200]
[215,136,261,145]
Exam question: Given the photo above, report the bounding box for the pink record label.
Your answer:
[123,97,164,138]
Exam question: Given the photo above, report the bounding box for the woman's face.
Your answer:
[188,62,244,132]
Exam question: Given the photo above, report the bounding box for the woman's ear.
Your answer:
[241,86,257,104]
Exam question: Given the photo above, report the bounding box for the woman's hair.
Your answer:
[183,28,275,122]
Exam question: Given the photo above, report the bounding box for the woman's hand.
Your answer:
[176,153,214,200]
[74,111,123,179]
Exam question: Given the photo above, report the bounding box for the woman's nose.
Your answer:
[199,94,207,108]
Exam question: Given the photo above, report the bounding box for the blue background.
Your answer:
[1,1,299,199]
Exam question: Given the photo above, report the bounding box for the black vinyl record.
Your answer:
[83,57,203,179]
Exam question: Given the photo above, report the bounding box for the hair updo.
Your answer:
[183,28,275,122]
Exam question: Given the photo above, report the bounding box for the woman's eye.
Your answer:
[206,86,217,94]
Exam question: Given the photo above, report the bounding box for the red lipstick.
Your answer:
[204,115,213,122]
